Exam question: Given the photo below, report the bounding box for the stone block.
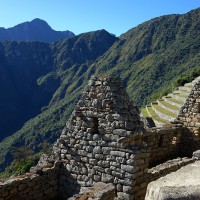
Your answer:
[110,151,125,157]
[117,192,132,200]
[121,164,135,173]
[193,150,200,159]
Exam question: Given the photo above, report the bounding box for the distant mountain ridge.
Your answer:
[0,18,75,43]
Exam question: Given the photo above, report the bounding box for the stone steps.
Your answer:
[174,89,190,96]
[141,76,200,127]
[146,105,169,126]
[178,86,192,92]
[156,100,179,115]
[162,96,184,108]
[193,76,200,83]
[151,102,176,122]
[168,93,187,101]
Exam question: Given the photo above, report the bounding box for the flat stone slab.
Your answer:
[193,150,200,159]
[145,161,200,200]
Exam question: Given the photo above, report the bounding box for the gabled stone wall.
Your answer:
[53,76,150,199]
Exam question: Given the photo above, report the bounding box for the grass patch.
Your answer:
[146,106,169,124]
[164,97,184,105]
[152,104,177,117]
[141,108,150,117]
[158,100,179,110]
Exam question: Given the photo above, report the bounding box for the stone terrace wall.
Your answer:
[0,155,60,200]
[53,76,150,200]
[177,79,200,155]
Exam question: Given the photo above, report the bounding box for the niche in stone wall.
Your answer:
[158,135,164,147]
[91,117,99,134]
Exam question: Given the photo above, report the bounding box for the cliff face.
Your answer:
[0,41,55,140]
[0,18,75,43]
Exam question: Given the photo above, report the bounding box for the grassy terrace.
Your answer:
[158,100,179,110]
[173,93,188,98]
[177,89,190,94]
[185,85,193,88]
[152,103,177,118]
[141,108,150,117]
[146,105,169,124]
[164,96,184,105]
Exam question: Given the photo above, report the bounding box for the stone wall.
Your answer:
[0,154,60,200]
[53,76,150,200]
[177,79,200,155]
[147,157,195,183]
[144,126,181,166]
[178,80,200,133]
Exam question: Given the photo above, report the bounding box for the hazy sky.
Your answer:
[0,0,199,36]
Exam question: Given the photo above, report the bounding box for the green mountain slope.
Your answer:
[0,8,200,174]
[94,8,200,106]
[0,30,118,172]
[0,41,55,141]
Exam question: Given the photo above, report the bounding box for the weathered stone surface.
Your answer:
[193,150,200,159]
[52,76,145,199]
[145,161,200,200]
[0,156,59,200]
[2,76,199,200]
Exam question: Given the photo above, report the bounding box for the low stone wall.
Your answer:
[147,157,195,183]
[0,155,60,200]
[144,126,181,167]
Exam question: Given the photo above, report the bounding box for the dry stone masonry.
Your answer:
[178,79,200,133]
[177,79,200,155]
[0,76,200,200]
[53,76,150,199]
[0,154,60,200]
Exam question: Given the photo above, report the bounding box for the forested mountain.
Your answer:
[0,18,75,43]
[0,30,118,173]
[94,7,200,106]
[0,8,199,174]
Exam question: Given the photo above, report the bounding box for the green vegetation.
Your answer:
[152,104,177,117]
[174,93,188,98]
[174,67,200,87]
[164,97,184,105]
[151,67,200,101]
[0,151,41,178]
[146,106,169,124]
[158,100,179,110]
[141,108,150,117]
[0,8,200,173]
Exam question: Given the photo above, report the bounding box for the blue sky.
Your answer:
[0,0,199,36]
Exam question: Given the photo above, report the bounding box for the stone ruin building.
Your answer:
[0,76,199,200]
